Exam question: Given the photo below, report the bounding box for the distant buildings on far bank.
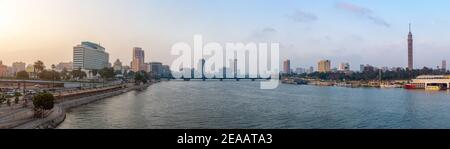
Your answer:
[70,42,171,79]
[281,57,450,76]
[0,41,172,80]
[339,63,350,72]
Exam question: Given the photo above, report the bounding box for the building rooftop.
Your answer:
[78,41,105,51]
[416,75,450,79]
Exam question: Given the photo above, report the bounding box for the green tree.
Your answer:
[33,60,45,74]
[16,71,29,80]
[142,71,150,83]
[127,71,135,79]
[71,68,87,80]
[32,92,55,117]
[38,70,61,81]
[51,64,56,70]
[60,67,71,80]
[99,67,115,80]
[134,72,144,84]
[134,71,149,84]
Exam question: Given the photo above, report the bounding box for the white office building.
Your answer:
[73,41,109,71]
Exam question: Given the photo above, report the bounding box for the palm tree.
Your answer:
[33,60,45,78]
[51,64,56,89]
[60,67,70,80]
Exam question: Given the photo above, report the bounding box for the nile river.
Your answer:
[58,81,450,129]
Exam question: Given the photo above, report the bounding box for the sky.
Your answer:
[1,0,450,70]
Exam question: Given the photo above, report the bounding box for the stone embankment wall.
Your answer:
[13,84,150,129]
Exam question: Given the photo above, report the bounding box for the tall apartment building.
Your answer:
[283,59,291,74]
[131,47,145,72]
[318,60,331,73]
[442,60,447,71]
[0,61,8,77]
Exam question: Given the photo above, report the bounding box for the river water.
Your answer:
[57,81,450,129]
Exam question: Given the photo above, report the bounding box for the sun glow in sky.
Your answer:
[0,1,16,33]
[1,0,450,70]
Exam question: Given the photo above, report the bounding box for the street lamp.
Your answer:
[51,64,56,92]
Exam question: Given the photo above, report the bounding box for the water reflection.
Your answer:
[58,81,450,129]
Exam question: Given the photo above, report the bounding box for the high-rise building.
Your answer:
[12,62,26,75]
[113,59,123,72]
[0,61,8,77]
[161,65,171,78]
[283,59,291,74]
[73,41,109,70]
[318,60,331,72]
[339,63,350,72]
[230,59,238,78]
[407,23,414,70]
[442,60,447,71]
[131,47,145,72]
[149,62,163,78]
[308,66,314,74]
[201,59,205,78]
[144,63,150,72]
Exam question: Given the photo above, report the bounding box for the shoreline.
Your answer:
[12,83,151,129]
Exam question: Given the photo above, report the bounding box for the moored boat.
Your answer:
[425,86,441,91]
[404,84,417,89]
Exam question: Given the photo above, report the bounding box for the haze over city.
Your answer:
[1,0,450,70]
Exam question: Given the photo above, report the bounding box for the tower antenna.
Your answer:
[409,23,411,32]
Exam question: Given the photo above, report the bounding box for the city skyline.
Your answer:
[1,0,450,70]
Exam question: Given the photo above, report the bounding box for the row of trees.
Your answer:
[13,60,157,85]
[15,60,118,81]
[291,67,450,81]
[15,68,87,81]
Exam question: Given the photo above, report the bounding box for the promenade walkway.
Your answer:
[0,84,148,129]
[0,83,147,129]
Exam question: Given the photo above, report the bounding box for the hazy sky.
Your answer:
[1,0,450,70]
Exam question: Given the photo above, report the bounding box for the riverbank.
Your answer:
[11,83,151,129]
[282,77,407,88]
